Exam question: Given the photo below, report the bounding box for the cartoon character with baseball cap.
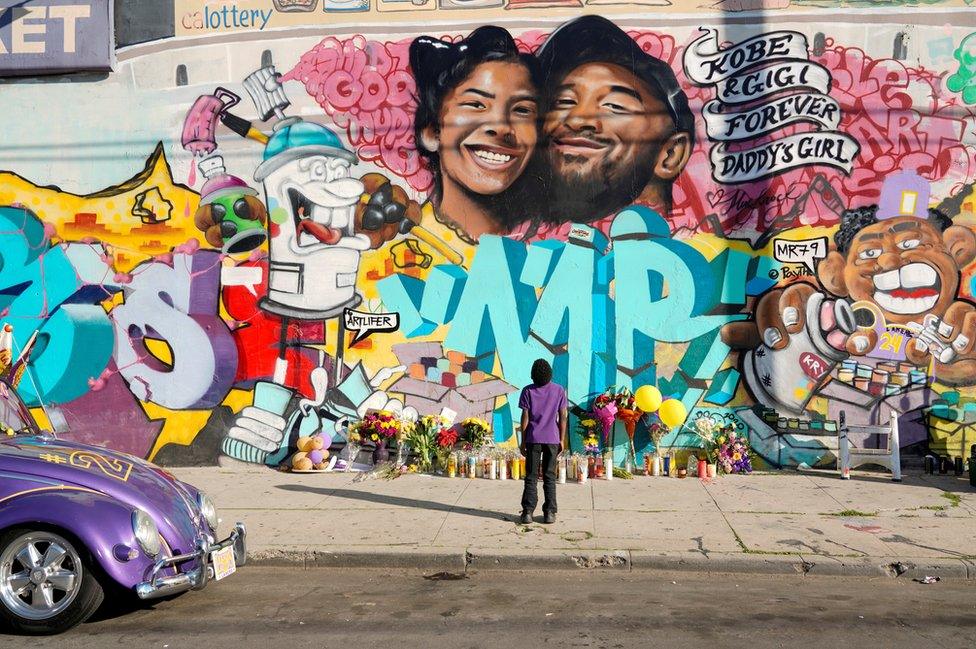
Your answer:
[253,115,370,318]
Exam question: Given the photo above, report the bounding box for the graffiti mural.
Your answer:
[1,5,975,470]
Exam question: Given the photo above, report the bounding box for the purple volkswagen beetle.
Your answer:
[0,378,246,635]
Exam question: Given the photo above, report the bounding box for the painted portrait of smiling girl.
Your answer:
[410,27,541,243]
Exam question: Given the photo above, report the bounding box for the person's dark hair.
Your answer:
[536,16,695,149]
[530,359,552,386]
[834,204,952,254]
[409,26,542,202]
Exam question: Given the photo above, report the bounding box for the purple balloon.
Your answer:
[315,433,333,449]
[307,450,324,465]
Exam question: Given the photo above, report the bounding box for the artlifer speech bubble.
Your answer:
[220,264,263,296]
[343,308,400,346]
[773,236,828,274]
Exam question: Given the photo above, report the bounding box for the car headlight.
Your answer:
[197,492,218,531]
[132,509,161,557]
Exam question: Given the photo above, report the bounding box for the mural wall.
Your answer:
[2,2,976,469]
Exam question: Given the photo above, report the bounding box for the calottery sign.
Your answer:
[177,0,851,37]
[0,0,113,75]
[175,0,423,35]
[173,0,555,35]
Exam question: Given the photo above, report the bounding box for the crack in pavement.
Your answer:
[701,477,742,554]
[432,478,473,544]
[801,473,849,509]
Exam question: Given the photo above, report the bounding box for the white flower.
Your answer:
[694,416,718,438]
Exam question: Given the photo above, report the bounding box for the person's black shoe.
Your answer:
[543,512,556,524]
[518,511,533,524]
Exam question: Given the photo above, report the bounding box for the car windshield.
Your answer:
[0,381,34,435]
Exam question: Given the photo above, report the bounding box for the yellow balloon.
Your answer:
[658,399,687,428]
[634,385,662,413]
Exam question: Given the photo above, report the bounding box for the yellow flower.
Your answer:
[718,436,726,445]
[732,452,741,461]
[582,419,596,427]
[371,434,379,441]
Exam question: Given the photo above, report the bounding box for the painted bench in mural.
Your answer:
[739,404,901,474]
[739,406,842,469]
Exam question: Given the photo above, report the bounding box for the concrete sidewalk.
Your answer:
[172,467,976,579]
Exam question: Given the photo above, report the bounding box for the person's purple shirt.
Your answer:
[518,381,567,445]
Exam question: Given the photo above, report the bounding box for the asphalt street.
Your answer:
[3,567,974,648]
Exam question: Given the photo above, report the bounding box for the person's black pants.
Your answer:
[521,443,559,516]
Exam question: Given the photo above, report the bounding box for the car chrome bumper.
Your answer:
[136,522,247,600]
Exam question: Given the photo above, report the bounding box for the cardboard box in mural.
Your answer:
[1,1,976,470]
[389,342,516,422]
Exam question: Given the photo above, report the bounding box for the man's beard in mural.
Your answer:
[539,142,660,224]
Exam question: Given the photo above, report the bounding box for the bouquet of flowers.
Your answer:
[436,426,458,449]
[403,414,445,473]
[716,428,753,474]
[591,390,619,445]
[459,417,491,450]
[613,387,642,465]
[613,388,638,412]
[692,415,720,463]
[576,418,601,455]
[348,410,404,446]
[434,425,458,471]
[648,420,668,454]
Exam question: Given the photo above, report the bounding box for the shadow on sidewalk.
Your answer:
[277,484,515,522]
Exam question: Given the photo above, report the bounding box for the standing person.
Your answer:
[517,359,567,525]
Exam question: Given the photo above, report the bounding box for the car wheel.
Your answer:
[0,529,104,635]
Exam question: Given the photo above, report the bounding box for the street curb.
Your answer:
[633,552,812,576]
[305,549,467,572]
[245,547,975,579]
[248,547,308,567]
[800,555,971,580]
[465,549,631,571]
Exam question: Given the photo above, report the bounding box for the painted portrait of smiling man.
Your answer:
[533,16,696,226]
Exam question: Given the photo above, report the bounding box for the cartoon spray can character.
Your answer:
[244,64,369,319]
[194,154,269,254]
[253,117,368,319]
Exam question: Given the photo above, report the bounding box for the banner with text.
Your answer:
[683,28,860,184]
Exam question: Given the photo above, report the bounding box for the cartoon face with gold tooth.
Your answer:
[822,214,973,327]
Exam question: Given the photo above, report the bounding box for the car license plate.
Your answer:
[211,546,236,581]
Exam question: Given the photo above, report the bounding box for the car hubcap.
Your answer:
[0,532,82,620]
